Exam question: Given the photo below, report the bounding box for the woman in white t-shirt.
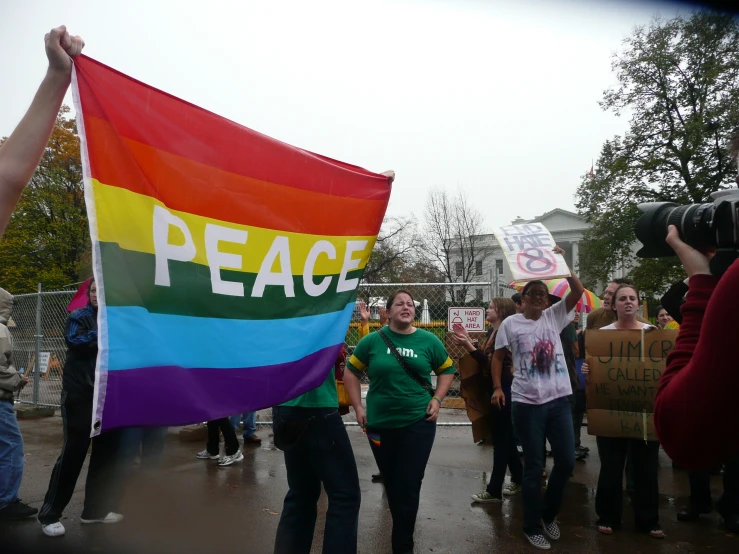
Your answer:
[582,284,663,538]
[492,250,584,551]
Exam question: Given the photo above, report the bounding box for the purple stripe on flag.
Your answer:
[97,343,342,432]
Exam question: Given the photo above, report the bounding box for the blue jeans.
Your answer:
[512,396,575,535]
[0,401,24,509]
[273,407,360,554]
[367,417,436,554]
[119,427,168,471]
[229,412,257,438]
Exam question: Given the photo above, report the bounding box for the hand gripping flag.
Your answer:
[71,56,391,434]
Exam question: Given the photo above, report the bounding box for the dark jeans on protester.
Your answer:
[38,390,124,524]
[273,407,360,554]
[512,396,575,536]
[488,391,522,496]
[206,417,240,456]
[368,416,436,554]
[595,437,660,531]
[571,390,586,449]
[119,427,168,472]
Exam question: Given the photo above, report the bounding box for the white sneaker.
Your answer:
[41,521,66,537]
[503,483,522,496]
[217,451,244,467]
[196,449,219,460]
[80,512,124,524]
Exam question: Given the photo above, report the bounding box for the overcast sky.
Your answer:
[1,0,692,231]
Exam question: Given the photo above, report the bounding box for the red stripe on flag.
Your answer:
[73,56,390,202]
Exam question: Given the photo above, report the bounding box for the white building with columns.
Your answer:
[447,209,593,303]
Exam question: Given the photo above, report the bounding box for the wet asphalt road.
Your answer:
[4,411,737,554]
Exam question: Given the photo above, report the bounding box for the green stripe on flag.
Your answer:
[100,242,363,320]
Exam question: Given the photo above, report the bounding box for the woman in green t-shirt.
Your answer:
[344,289,455,554]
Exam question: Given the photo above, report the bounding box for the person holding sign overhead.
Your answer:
[581,284,664,538]
[491,245,583,551]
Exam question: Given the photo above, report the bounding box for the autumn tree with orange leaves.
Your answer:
[0,106,90,292]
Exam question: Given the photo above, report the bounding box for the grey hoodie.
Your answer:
[0,287,21,402]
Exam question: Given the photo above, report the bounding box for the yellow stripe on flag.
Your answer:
[93,180,376,276]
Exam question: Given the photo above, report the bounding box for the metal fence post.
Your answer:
[33,283,42,406]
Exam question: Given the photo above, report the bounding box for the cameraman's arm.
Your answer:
[660,279,689,325]
[654,227,739,469]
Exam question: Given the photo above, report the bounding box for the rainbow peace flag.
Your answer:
[72,56,391,434]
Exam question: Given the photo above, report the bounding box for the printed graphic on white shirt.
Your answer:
[495,299,574,405]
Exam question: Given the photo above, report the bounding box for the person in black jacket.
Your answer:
[38,280,125,537]
[452,297,523,503]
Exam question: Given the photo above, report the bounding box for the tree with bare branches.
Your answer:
[420,188,491,303]
[362,216,421,283]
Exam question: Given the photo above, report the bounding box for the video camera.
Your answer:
[634,188,739,276]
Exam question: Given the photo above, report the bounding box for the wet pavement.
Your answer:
[4,410,737,554]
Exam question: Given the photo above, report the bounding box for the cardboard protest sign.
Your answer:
[585,329,677,441]
[458,354,493,443]
[491,223,570,281]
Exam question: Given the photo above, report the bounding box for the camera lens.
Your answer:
[634,202,677,257]
[669,203,715,250]
[635,202,714,258]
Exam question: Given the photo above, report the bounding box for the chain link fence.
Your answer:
[10,289,75,407]
[10,281,515,407]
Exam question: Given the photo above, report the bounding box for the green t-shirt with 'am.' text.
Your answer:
[347,326,454,429]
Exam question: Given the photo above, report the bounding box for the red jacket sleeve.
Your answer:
[654,261,739,469]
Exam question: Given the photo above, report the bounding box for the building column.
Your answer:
[572,241,579,274]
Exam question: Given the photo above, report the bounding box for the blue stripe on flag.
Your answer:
[105,302,355,370]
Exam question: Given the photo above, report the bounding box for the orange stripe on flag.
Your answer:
[82,115,387,236]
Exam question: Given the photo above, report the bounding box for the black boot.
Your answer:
[0,500,38,520]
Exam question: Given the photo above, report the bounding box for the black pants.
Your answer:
[689,459,739,516]
[273,407,360,554]
[595,437,660,531]
[38,390,124,524]
[487,401,522,496]
[206,417,239,456]
[367,417,436,554]
[688,470,713,511]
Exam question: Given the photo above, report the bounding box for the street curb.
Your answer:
[179,424,207,442]
[15,404,55,419]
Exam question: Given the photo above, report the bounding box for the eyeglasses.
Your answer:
[525,291,548,299]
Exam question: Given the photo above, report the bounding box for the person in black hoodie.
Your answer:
[453,297,523,503]
[38,279,125,537]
